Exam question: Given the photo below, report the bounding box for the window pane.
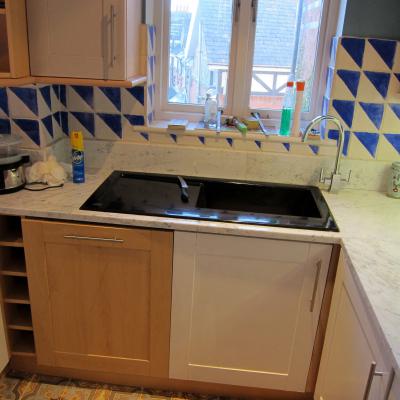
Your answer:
[250,0,324,111]
[168,0,233,106]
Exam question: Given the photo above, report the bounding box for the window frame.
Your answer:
[153,0,342,125]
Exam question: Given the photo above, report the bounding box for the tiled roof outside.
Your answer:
[199,0,298,67]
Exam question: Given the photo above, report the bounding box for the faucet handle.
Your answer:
[341,169,352,183]
[319,168,329,184]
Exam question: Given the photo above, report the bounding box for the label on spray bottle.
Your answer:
[71,131,85,183]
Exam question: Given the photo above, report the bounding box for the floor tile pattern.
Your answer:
[0,372,238,400]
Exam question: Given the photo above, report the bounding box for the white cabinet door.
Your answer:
[27,0,126,79]
[315,253,393,400]
[170,232,332,392]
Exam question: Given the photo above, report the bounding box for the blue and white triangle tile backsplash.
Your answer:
[325,36,400,161]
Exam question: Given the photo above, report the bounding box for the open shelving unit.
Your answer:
[0,216,35,357]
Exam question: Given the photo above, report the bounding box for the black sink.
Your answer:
[81,171,338,231]
[196,181,321,218]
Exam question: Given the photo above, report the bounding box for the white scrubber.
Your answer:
[26,156,67,186]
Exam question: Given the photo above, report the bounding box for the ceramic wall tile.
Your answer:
[326,36,400,162]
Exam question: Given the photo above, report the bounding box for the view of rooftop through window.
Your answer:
[168,0,233,106]
[168,0,324,111]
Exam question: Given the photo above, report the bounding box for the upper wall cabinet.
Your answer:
[0,0,30,79]
[26,0,142,81]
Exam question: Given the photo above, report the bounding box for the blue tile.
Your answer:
[140,132,149,141]
[368,39,396,70]
[309,145,319,155]
[359,102,384,129]
[332,100,355,128]
[395,73,400,83]
[42,115,53,137]
[99,87,121,111]
[10,87,38,116]
[53,111,61,127]
[39,86,52,111]
[13,119,40,146]
[52,85,60,100]
[148,25,155,51]
[226,138,233,147]
[341,37,365,68]
[354,132,379,157]
[148,85,153,106]
[389,103,400,119]
[60,85,67,107]
[282,143,290,152]
[364,71,390,99]
[255,140,261,149]
[126,86,145,106]
[97,113,122,138]
[71,86,94,108]
[61,111,69,135]
[198,136,205,145]
[71,112,94,136]
[384,134,400,154]
[170,133,177,143]
[328,129,350,156]
[337,70,360,97]
[124,114,145,126]
[330,36,339,66]
[0,88,9,116]
[0,119,10,134]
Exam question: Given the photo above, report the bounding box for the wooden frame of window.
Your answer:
[153,0,342,125]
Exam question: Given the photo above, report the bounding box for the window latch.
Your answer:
[251,0,258,23]
[234,0,241,23]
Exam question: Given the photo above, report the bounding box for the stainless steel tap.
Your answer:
[302,115,351,193]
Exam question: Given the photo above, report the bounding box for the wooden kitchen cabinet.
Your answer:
[314,252,394,400]
[26,0,142,81]
[170,232,333,392]
[22,219,173,378]
[0,0,30,79]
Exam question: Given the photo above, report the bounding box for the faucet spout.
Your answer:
[302,115,350,193]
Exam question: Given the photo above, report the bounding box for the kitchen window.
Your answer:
[153,0,341,123]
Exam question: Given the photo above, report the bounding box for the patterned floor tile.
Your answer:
[0,376,25,400]
[0,373,241,400]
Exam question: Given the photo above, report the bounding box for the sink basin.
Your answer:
[196,181,321,218]
[81,171,338,231]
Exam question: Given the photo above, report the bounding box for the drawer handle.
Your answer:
[310,260,322,312]
[363,362,385,400]
[64,235,124,243]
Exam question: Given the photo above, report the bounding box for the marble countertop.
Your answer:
[0,174,399,373]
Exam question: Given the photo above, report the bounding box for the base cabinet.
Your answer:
[22,219,173,378]
[315,252,394,400]
[170,232,332,392]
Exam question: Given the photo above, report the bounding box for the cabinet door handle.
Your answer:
[64,235,124,243]
[110,4,117,66]
[310,260,321,312]
[363,362,385,400]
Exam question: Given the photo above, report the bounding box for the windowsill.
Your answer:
[133,120,337,148]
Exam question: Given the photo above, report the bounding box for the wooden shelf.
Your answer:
[0,236,23,248]
[7,307,33,331]
[0,216,23,247]
[0,247,26,277]
[10,330,35,356]
[3,277,30,304]
[0,9,5,15]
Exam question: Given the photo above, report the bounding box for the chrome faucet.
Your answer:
[302,115,351,193]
